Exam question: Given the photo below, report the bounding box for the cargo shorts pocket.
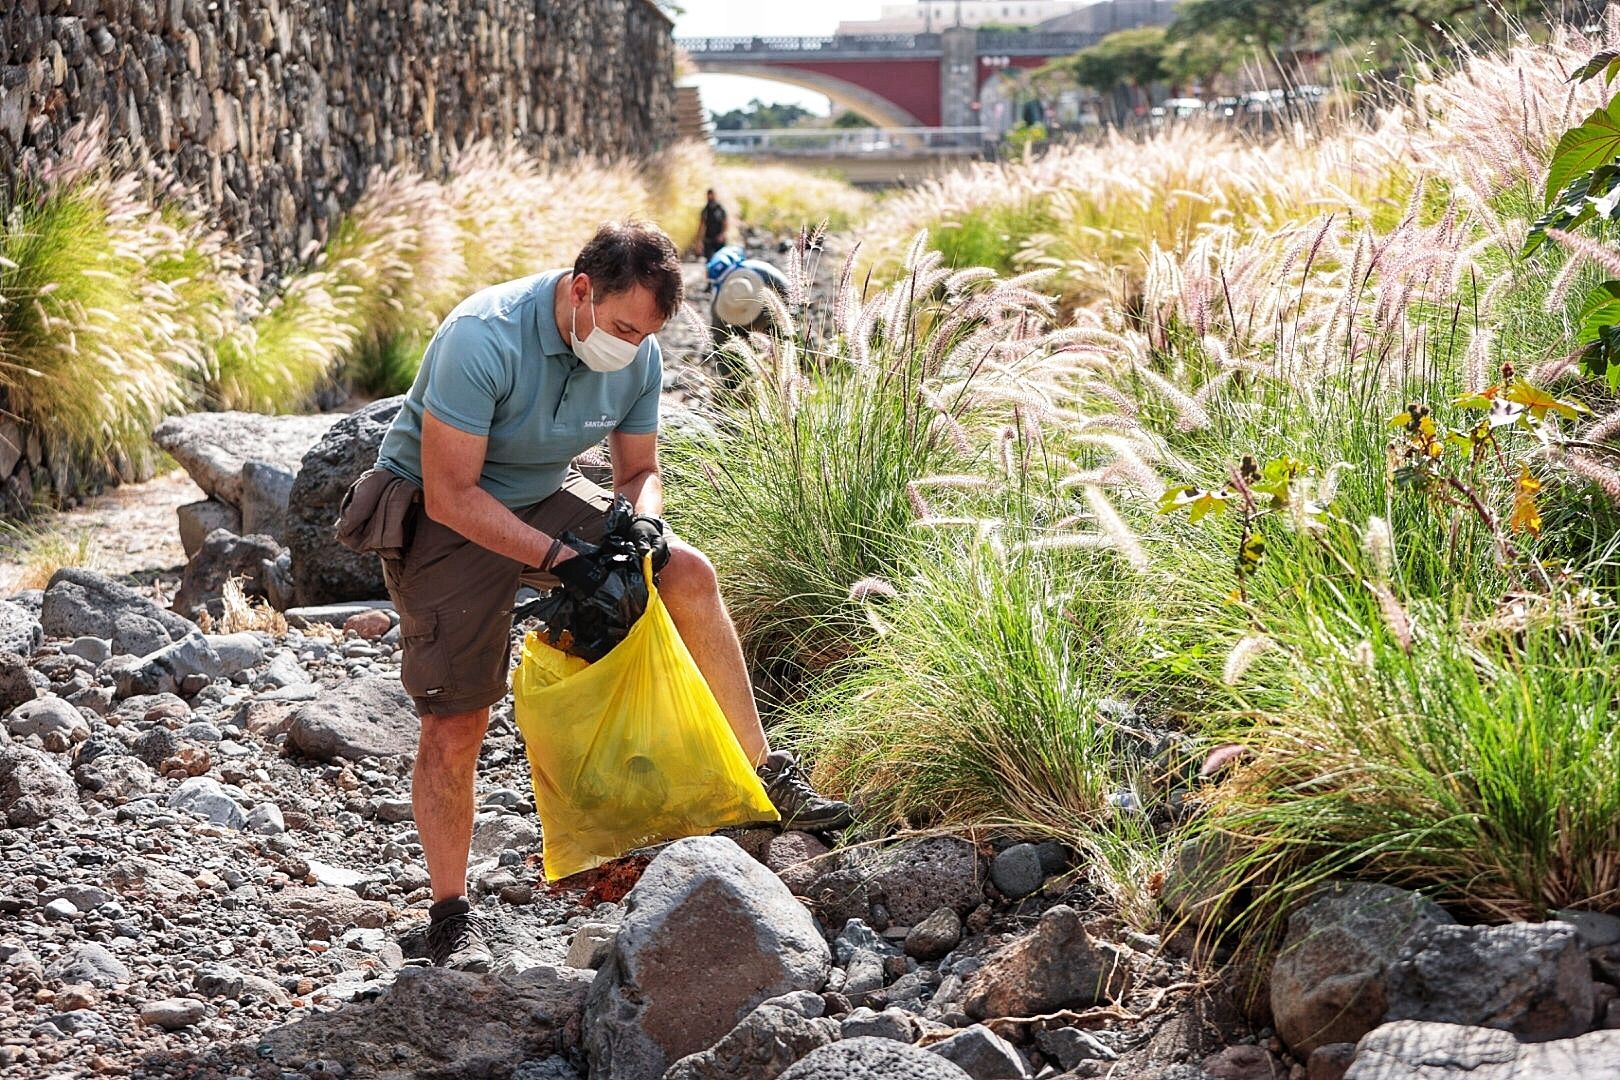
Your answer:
[399,610,452,702]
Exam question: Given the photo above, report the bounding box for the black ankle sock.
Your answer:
[429,896,470,923]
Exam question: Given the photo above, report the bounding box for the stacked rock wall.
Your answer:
[1,0,677,279]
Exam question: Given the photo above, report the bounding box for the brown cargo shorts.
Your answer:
[381,469,613,716]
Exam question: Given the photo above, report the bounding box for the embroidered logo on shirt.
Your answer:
[583,414,617,429]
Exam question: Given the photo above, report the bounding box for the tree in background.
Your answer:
[833,110,876,128]
[1169,0,1322,87]
[711,99,817,131]
[1063,27,1169,125]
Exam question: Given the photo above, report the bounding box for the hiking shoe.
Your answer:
[424,898,493,973]
[757,750,855,832]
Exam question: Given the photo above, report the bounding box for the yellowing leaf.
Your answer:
[1510,464,1543,538]
[1503,379,1592,421]
[1158,485,1231,523]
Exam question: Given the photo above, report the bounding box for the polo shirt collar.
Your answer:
[536,269,574,360]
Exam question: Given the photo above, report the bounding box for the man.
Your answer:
[699,188,728,259]
[350,221,853,972]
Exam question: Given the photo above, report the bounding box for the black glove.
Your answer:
[623,513,671,573]
[550,545,607,598]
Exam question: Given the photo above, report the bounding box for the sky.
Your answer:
[672,0,889,118]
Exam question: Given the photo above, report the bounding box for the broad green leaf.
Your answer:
[1577,280,1620,345]
[1570,50,1620,85]
[1545,96,1620,204]
[1523,165,1620,256]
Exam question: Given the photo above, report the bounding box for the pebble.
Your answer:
[42,897,79,921]
[247,802,286,834]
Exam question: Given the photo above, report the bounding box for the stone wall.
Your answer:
[0,0,676,279]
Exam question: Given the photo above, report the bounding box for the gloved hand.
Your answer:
[622,513,671,573]
[550,546,607,598]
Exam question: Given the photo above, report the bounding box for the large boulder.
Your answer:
[0,599,43,655]
[0,744,83,827]
[112,633,225,699]
[1384,922,1594,1041]
[153,412,341,507]
[286,397,404,606]
[584,836,833,1080]
[241,460,298,541]
[777,1038,973,1080]
[258,964,592,1079]
[285,674,418,763]
[961,905,1131,1021]
[40,569,194,657]
[1345,1020,1620,1079]
[662,992,839,1080]
[1271,883,1456,1056]
[171,529,284,620]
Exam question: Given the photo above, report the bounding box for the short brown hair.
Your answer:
[574,220,683,320]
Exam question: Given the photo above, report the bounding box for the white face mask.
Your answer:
[570,295,641,372]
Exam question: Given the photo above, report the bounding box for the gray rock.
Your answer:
[47,943,130,988]
[804,867,878,932]
[837,919,899,1000]
[585,836,832,1080]
[285,601,398,629]
[1385,921,1594,1040]
[43,897,78,920]
[989,844,1043,900]
[40,883,114,911]
[114,632,224,698]
[929,1024,1031,1079]
[259,965,593,1078]
[0,598,43,655]
[840,1006,919,1042]
[1034,1027,1117,1069]
[662,995,840,1080]
[205,632,267,674]
[131,727,181,768]
[64,636,112,664]
[0,744,83,826]
[865,837,985,926]
[286,673,418,762]
[0,651,44,714]
[1551,908,1620,950]
[471,811,539,863]
[961,905,1131,1020]
[565,923,617,970]
[44,1009,102,1035]
[241,460,297,540]
[906,907,963,961]
[153,412,340,507]
[73,754,156,803]
[168,776,246,829]
[41,569,193,657]
[195,962,246,999]
[514,1062,585,1080]
[172,529,284,620]
[286,398,403,605]
[140,997,205,1029]
[257,651,314,690]
[177,499,242,559]
[1271,883,1457,1056]
[246,802,285,834]
[1345,1020,1620,1079]
[7,695,89,751]
[778,1037,974,1080]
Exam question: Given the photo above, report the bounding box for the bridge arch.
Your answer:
[686,61,927,128]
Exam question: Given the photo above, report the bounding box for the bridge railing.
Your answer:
[678,31,1099,57]
[712,127,989,157]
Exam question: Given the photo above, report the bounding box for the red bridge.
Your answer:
[678,30,1100,129]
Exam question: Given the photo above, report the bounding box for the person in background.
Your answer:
[699,188,728,259]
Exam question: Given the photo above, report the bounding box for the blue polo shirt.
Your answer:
[376,270,662,508]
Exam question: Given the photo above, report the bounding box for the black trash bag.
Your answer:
[514,495,651,662]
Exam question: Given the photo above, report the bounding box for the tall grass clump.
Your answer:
[664,234,1116,684]
[0,134,211,465]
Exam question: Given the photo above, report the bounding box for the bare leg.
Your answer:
[657,541,770,766]
[413,707,490,902]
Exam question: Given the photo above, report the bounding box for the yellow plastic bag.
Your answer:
[512,558,779,880]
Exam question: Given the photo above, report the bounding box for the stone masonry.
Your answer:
[0,0,677,279]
